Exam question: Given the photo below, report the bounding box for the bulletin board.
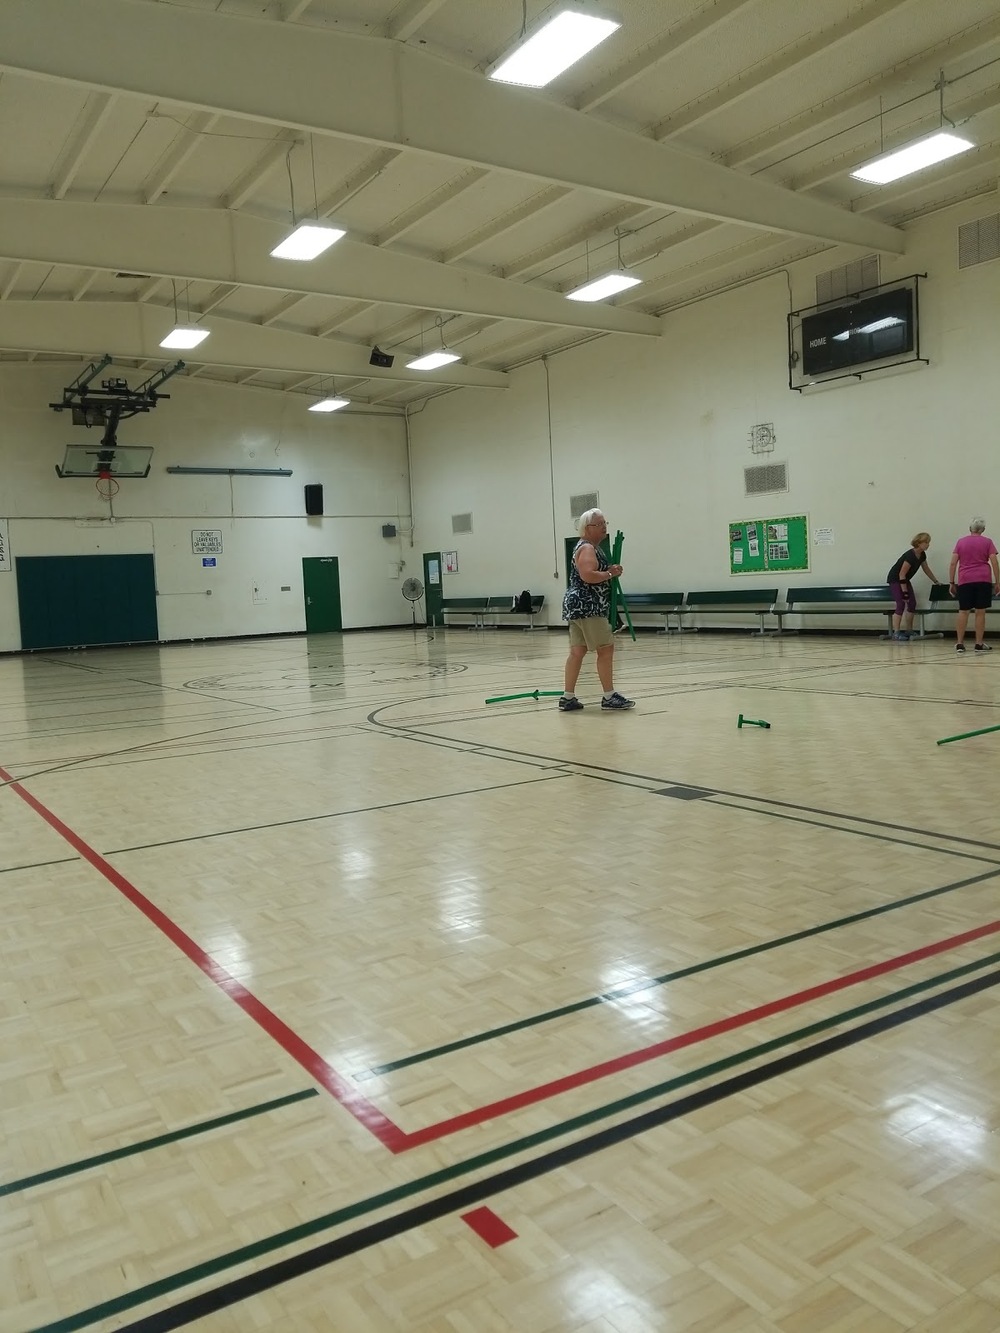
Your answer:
[729,514,809,574]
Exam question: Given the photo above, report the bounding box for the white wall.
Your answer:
[409,194,1000,624]
[0,367,412,651]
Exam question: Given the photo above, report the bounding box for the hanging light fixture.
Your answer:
[308,376,349,412]
[565,227,642,302]
[407,318,462,371]
[271,138,346,260]
[160,280,209,349]
[487,3,622,88]
[851,72,974,184]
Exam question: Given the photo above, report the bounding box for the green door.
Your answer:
[422,551,443,626]
[16,554,158,650]
[302,557,342,632]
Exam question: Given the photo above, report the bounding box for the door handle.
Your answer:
[306,596,312,605]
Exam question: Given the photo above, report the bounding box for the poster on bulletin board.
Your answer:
[729,514,809,574]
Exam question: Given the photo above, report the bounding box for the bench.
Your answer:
[681,588,781,635]
[784,585,926,636]
[619,592,685,633]
[441,594,545,630]
[927,582,997,630]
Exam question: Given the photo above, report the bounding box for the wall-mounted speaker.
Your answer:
[304,484,323,516]
[381,523,397,538]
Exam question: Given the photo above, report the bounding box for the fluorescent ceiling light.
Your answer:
[566,271,642,302]
[850,131,974,185]
[488,4,621,88]
[832,316,903,342]
[270,222,347,261]
[308,396,350,412]
[406,350,462,370]
[159,325,210,349]
[858,317,903,334]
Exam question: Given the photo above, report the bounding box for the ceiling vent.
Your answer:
[815,255,879,306]
[451,512,473,535]
[115,271,152,279]
[744,463,788,497]
[958,213,1000,269]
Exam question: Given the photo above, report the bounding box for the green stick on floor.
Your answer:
[738,713,771,729]
[485,690,564,704]
[936,722,1000,746]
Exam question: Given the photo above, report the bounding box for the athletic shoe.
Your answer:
[601,692,636,710]
[956,643,966,652]
[974,643,993,652]
[895,632,910,641]
[558,695,584,711]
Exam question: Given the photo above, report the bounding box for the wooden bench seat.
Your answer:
[441,594,544,629]
[620,592,684,632]
[784,584,925,635]
[682,588,781,635]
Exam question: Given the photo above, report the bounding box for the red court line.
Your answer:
[461,1206,519,1247]
[8,765,1000,1156]
[0,766,407,1152]
[399,915,1000,1147]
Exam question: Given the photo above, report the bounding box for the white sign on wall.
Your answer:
[0,519,9,572]
[191,529,223,555]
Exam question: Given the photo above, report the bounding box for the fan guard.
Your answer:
[402,577,424,602]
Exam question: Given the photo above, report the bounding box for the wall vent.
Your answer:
[958,213,1000,269]
[451,512,473,535]
[815,254,879,305]
[570,491,599,520]
[744,463,788,497]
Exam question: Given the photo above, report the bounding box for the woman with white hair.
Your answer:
[559,508,635,710]
[949,518,1000,652]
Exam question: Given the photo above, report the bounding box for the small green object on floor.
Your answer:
[738,713,771,729]
[936,722,1000,746]
[485,690,564,704]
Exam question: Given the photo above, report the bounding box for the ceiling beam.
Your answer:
[576,0,755,113]
[144,111,217,205]
[0,300,510,388]
[724,13,1000,169]
[222,129,299,209]
[51,91,116,199]
[1,263,22,299]
[315,301,375,336]
[0,197,662,335]
[283,1,312,21]
[0,0,905,254]
[375,167,489,246]
[441,186,572,262]
[315,148,402,219]
[384,0,449,42]
[503,203,651,280]
[653,0,914,141]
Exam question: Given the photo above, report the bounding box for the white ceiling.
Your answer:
[0,0,997,412]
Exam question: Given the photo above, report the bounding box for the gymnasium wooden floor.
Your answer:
[2,625,1000,1333]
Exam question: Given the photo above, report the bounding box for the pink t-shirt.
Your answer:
[953,533,998,584]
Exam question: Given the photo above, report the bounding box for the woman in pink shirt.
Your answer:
[949,518,1000,653]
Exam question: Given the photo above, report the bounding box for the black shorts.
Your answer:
[957,582,993,611]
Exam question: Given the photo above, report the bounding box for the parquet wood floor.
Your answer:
[1,628,999,1332]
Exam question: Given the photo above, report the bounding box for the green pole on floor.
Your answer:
[936,722,1000,746]
[485,690,564,704]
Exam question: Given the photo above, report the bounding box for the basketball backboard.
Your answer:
[55,445,153,478]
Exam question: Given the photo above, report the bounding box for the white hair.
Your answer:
[577,508,605,537]
[970,517,987,533]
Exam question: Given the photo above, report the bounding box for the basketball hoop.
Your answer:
[96,468,119,502]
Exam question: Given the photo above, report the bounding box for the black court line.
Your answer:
[0,856,79,876]
[0,1089,318,1197]
[355,863,1000,1078]
[106,773,570,853]
[56,961,1000,1333]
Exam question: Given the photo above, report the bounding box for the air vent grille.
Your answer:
[816,255,879,305]
[451,512,473,535]
[744,463,788,497]
[570,491,599,520]
[958,213,1000,269]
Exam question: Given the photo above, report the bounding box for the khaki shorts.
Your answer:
[568,616,614,649]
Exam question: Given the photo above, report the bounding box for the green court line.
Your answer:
[32,948,1000,1333]
[355,864,1000,1078]
[1,1089,318,1198]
